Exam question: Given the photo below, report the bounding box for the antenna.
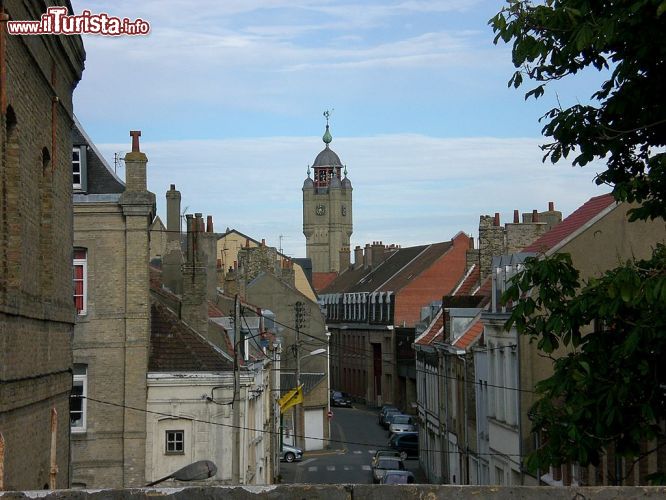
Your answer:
[113,152,125,174]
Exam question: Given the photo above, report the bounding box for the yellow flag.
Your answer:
[278,385,303,413]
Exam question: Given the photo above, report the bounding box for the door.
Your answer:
[304,408,324,451]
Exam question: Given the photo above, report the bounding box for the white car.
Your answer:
[388,414,416,436]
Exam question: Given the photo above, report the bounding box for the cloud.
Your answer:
[94,133,606,257]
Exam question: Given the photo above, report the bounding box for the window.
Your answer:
[73,248,87,315]
[72,147,82,189]
[165,430,184,454]
[72,146,87,191]
[70,364,87,432]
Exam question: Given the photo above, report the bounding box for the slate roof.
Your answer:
[451,315,484,351]
[522,193,616,253]
[313,145,342,167]
[321,242,453,295]
[149,301,234,372]
[280,373,326,395]
[72,117,125,195]
[415,308,444,346]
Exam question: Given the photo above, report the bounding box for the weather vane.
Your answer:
[323,109,334,126]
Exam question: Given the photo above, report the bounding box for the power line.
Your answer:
[78,394,524,459]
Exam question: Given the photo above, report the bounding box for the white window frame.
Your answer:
[73,252,87,315]
[165,430,185,454]
[72,146,82,190]
[71,366,87,433]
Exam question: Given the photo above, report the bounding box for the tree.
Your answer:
[490,0,666,222]
[491,0,666,482]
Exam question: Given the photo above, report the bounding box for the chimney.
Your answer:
[124,131,147,192]
[166,184,181,240]
[513,209,519,224]
[354,246,363,268]
[363,243,372,269]
[548,201,555,211]
[201,215,218,300]
[206,215,214,233]
[371,241,386,266]
[163,184,184,294]
[532,209,539,223]
[182,213,208,337]
[493,212,500,226]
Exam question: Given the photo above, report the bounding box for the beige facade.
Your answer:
[0,1,85,490]
[71,127,155,488]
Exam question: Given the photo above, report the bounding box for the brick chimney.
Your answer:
[202,215,218,300]
[371,241,386,266]
[363,243,373,269]
[354,245,363,269]
[478,214,505,280]
[339,246,351,271]
[163,184,183,294]
[124,131,147,192]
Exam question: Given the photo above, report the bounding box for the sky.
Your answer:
[70,0,608,258]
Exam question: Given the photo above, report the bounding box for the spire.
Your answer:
[343,164,348,177]
[307,164,311,177]
[323,109,333,146]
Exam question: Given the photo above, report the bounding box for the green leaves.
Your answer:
[504,245,666,473]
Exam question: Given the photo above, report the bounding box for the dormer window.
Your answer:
[72,146,87,191]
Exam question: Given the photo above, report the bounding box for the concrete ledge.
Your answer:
[2,485,666,499]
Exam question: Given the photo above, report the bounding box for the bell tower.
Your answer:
[303,112,353,273]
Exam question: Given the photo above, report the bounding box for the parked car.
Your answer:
[371,449,403,467]
[388,414,416,436]
[330,390,352,408]
[380,470,416,484]
[382,410,403,429]
[281,444,303,463]
[389,432,418,459]
[378,405,398,425]
[371,456,405,483]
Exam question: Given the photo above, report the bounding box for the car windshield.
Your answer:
[377,458,403,469]
[392,415,410,424]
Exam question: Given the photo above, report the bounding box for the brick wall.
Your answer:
[0,0,85,490]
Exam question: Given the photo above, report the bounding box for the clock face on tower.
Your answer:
[316,204,326,216]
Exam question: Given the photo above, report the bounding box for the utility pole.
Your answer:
[232,295,241,484]
[294,301,305,449]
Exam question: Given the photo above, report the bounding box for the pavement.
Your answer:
[280,404,426,484]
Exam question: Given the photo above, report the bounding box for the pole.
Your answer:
[232,295,241,484]
[49,408,58,489]
[326,327,331,448]
[294,301,302,450]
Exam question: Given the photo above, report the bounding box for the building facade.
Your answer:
[302,120,353,274]
[71,125,155,488]
[0,1,84,489]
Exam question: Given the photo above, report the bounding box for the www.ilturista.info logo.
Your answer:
[7,7,150,36]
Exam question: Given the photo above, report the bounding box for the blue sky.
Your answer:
[70,0,607,257]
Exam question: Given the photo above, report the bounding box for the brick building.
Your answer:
[320,233,470,409]
[71,124,155,488]
[0,0,85,490]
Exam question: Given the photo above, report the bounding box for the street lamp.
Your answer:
[145,460,217,487]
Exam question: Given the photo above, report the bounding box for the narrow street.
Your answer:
[280,405,425,484]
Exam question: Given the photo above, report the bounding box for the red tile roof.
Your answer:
[415,308,444,346]
[453,265,479,296]
[313,272,338,292]
[522,193,616,253]
[452,316,484,351]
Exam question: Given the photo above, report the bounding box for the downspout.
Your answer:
[434,351,440,482]
[516,339,524,485]
[0,2,7,114]
[442,352,450,483]
[461,353,469,485]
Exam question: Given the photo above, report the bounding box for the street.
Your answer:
[280,405,425,484]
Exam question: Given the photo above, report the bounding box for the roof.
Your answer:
[451,315,484,351]
[149,301,234,372]
[312,272,338,292]
[280,373,326,395]
[321,242,453,295]
[415,308,444,346]
[313,145,342,167]
[522,193,616,253]
[452,264,480,296]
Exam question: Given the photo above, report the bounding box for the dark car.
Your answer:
[389,432,418,459]
[371,449,402,467]
[378,405,398,425]
[330,390,352,408]
[380,470,415,484]
[371,456,405,483]
[382,409,403,429]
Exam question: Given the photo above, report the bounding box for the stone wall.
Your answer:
[0,0,85,490]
